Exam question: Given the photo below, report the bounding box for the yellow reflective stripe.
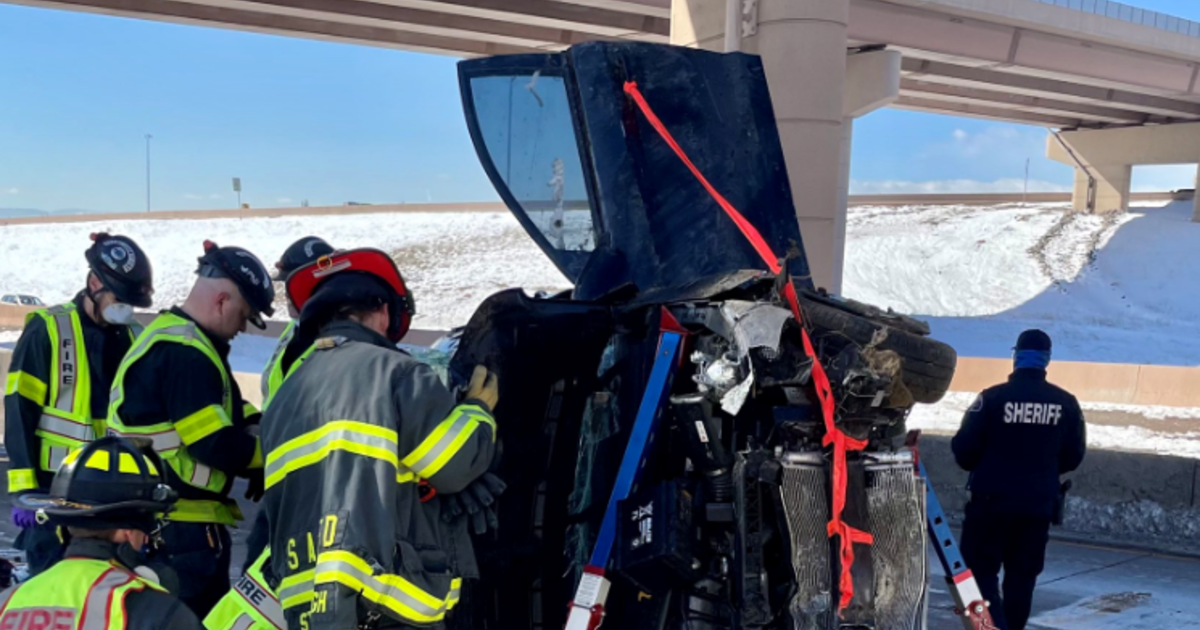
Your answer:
[82,450,157,475]
[401,405,494,479]
[176,405,233,445]
[446,577,463,610]
[43,445,69,472]
[107,423,182,454]
[249,440,264,469]
[59,307,91,422]
[277,569,316,610]
[261,321,296,404]
[264,421,400,489]
[4,371,47,405]
[36,413,94,442]
[313,551,446,623]
[118,453,142,474]
[165,499,242,525]
[242,402,259,418]
[62,446,84,466]
[85,451,111,471]
[108,313,233,442]
[7,468,36,493]
[79,567,141,630]
[264,343,315,411]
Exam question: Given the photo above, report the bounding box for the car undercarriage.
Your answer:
[443,41,957,630]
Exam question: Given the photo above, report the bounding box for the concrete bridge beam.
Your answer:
[1049,122,1200,219]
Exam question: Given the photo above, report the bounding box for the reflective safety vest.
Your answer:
[107,312,242,525]
[0,557,164,629]
[4,303,137,494]
[203,549,284,630]
[259,320,296,411]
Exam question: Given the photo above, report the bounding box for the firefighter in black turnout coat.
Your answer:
[952,329,1087,630]
[259,248,499,629]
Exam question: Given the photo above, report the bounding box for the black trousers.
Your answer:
[960,499,1051,630]
[14,523,64,577]
[152,522,233,619]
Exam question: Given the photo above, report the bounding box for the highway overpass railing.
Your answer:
[1036,0,1200,38]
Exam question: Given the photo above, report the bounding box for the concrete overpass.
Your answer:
[6,0,1200,290]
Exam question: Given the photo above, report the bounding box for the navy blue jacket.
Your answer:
[951,368,1087,517]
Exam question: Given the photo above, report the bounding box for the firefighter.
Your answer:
[260,236,334,410]
[0,436,202,629]
[105,240,276,618]
[4,233,153,576]
[952,329,1087,630]
[259,248,498,629]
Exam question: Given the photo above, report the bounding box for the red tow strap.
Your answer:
[623,81,873,612]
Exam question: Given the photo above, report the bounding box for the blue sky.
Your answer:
[1,1,1198,213]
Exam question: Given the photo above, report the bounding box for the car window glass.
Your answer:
[471,73,594,252]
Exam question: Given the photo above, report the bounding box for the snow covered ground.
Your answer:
[910,392,1200,460]
[0,211,568,331]
[3,200,1197,365]
[843,200,1200,366]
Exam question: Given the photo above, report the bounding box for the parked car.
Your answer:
[0,294,44,307]
[441,42,955,630]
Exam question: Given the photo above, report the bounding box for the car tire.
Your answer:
[795,295,957,404]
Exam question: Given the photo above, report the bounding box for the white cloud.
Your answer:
[209,194,223,200]
[183,193,204,200]
[850,178,1071,195]
[3,187,19,195]
[952,129,968,141]
[276,197,294,204]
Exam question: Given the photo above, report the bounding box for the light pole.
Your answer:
[144,134,153,212]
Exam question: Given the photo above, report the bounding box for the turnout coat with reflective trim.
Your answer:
[0,538,202,630]
[106,309,262,525]
[3,296,137,494]
[260,320,495,629]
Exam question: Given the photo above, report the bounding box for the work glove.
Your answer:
[11,507,36,529]
[466,365,500,412]
[244,469,266,502]
[441,472,507,535]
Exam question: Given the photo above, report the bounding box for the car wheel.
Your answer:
[795,295,957,404]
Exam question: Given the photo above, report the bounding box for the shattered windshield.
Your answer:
[471,73,595,252]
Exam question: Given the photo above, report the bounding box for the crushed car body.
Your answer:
[444,41,956,630]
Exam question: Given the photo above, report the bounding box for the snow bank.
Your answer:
[909,392,1200,460]
[3,200,1199,365]
[844,201,1200,366]
[0,211,568,330]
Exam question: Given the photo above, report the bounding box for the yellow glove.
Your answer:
[466,365,499,412]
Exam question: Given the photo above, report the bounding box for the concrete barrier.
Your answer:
[0,193,1180,228]
[0,305,37,329]
[949,357,1200,408]
[920,433,1200,555]
[0,202,510,227]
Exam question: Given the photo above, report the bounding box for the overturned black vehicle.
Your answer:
[444,42,956,630]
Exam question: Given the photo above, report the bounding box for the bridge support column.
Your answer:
[1049,124,1200,216]
[672,0,896,294]
[1070,163,1132,214]
[1194,167,1200,223]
